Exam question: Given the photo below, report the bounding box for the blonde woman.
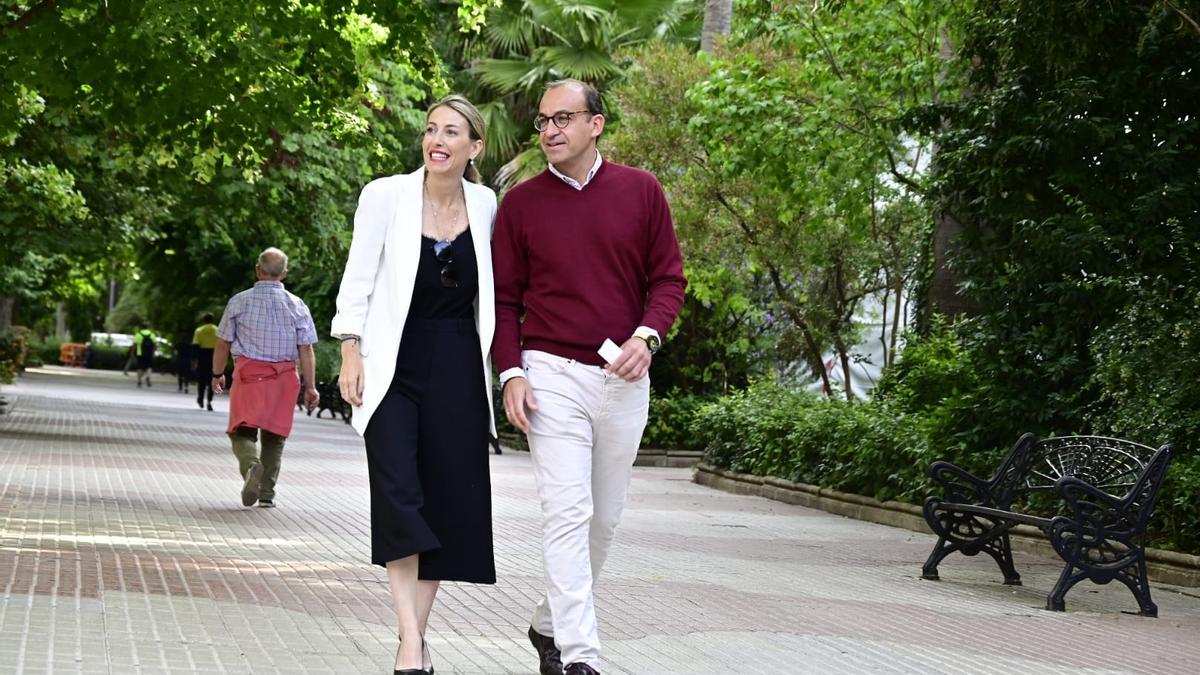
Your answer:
[331,94,497,675]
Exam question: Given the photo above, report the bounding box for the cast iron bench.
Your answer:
[921,433,1172,616]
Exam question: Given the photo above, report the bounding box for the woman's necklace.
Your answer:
[425,182,464,241]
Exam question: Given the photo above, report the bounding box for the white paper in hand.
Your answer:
[598,338,623,365]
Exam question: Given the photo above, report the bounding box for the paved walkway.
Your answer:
[3,367,1200,674]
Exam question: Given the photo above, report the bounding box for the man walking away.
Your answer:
[193,313,219,411]
[132,322,158,388]
[212,248,319,508]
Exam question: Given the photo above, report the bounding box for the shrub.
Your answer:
[29,338,62,367]
[642,390,715,450]
[0,333,19,383]
[312,339,341,384]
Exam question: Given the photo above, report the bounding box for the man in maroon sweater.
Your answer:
[493,79,687,675]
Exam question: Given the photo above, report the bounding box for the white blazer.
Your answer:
[330,167,498,437]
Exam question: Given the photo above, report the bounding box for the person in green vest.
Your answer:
[192,313,219,411]
[132,321,158,388]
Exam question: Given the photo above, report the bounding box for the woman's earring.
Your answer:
[469,157,475,166]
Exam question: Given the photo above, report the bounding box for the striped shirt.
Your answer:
[217,281,318,362]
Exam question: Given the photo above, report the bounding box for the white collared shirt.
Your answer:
[548,150,603,190]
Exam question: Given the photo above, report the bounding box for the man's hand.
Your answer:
[212,374,226,394]
[606,337,651,382]
[339,343,364,406]
[503,377,538,433]
[304,386,320,412]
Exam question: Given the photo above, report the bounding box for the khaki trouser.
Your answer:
[521,349,650,670]
[228,426,286,501]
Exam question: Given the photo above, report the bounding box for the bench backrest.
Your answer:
[1024,436,1158,495]
[989,434,1162,510]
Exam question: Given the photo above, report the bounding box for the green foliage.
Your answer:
[642,390,713,450]
[697,378,928,501]
[27,337,63,367]
[699,0,1200,552]
[312,340,342,385]
[1,1,443,341]
[611,2,954,398]
[0,329,30,383]
[453,0,702,188]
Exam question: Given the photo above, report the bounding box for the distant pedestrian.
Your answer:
[192,313,219,411]
[174,334,192,394]
[132,321,158,388]
[211,247,319,509]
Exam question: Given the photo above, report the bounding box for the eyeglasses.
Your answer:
[433,239,458,288]
[533,110,593,132]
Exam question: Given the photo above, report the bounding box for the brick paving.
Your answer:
[3,366,1200,674]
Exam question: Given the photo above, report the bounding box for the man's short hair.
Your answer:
[202,313,214,323]
[257,247,288,277]
[545,78,604,117]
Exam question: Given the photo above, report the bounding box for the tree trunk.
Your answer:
[889,278,903,366]
[835,337,854,402]
[701,0,733,53]
[56,302,68,340]
[926,210,978,319]
[0,297,13,333]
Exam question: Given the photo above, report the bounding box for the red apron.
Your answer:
[226,357,301,438]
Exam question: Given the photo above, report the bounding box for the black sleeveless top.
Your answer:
[409,229,478,319]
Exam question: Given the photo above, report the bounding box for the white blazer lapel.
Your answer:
[387,167,424,328]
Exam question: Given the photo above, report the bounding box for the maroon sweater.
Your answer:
[492,161,687,370]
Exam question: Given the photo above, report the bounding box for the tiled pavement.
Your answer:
[3,367,1200,674]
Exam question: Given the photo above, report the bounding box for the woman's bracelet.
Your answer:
[341,335,360,345]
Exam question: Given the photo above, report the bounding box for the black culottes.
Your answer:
[363,318,495,583]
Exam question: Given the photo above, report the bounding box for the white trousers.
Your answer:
[522,350,650,669]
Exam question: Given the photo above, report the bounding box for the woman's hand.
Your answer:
[339,339,365,406]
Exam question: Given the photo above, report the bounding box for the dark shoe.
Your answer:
[241,463,263,506]
[197,399,204,409]
[528,626,563,675]
[207,403,214,411]
[258,499,275,508]
[564,664,599,675]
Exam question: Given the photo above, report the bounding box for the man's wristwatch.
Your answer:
[635,333,661,354]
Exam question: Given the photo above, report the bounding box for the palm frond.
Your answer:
[473,58,550,95]
[477,101,525,164]
[539,45,623,82]
[484,12,539,54]
[493,144,548,195]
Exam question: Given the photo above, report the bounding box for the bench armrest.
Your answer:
[1055,476,1125,509]
[1054,475,1135,532]
[928,461,995,505]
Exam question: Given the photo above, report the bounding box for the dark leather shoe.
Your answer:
[564,664,600,675]
[527,626,563,675]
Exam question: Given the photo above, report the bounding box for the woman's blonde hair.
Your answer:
[427,94,486,184]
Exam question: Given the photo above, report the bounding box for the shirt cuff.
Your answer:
[499,367,525,387]
[632,326,660,342]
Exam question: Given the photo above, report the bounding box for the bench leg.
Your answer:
[1046,563,1083,612]
[983,533,1022,586]
[1116,558,1157,618]
[921,536,957,580]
